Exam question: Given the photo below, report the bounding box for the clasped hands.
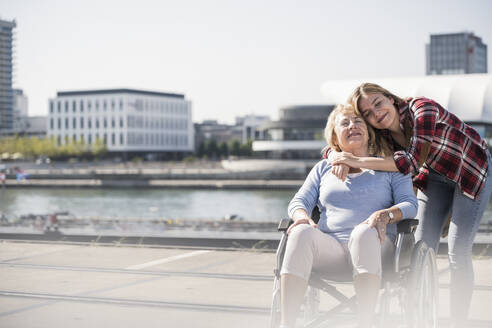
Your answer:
[329,151,361,181]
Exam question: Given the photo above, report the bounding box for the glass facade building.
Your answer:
[0,19,16,130]
[426,32,487,75]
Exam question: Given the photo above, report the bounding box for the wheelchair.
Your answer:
[270,211,439,328]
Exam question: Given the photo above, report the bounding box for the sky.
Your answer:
[1,0,491,123]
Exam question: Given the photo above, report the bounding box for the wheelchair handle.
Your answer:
[397,219,419,234]
[278,218,294,232]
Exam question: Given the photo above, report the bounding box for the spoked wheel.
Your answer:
[378,282,392,328]
[270,276,282,328]
[406,241,439,328]
[302,286,320,324]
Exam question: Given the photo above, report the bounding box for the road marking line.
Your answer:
[125,250,210,270]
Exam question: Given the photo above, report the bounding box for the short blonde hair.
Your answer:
[347,82,405,116]
[324,104,391,157]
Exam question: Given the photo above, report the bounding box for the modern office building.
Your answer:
[252,105,335,159]
[0,19,16,131]
[321,74,492,143]
[426,32,487,75]
[48,89,194,158]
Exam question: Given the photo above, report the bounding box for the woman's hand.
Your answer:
[327,150,350,181]
[332,164,350,181]
[361,210,390,244]
[331,151,362,168]
[287,218,318,235]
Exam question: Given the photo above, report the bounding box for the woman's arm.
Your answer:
[390,172,419,218]
[331,152,399,172]
[288,160,329,232]
[325,148,351,180]
[287,208,318,234]
[392,99,438,175]
[287,161,324,234]
[362,206,403,244]
[362,172,418,244]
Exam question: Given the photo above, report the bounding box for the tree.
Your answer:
[197,141,206,158]
[218,142,229,158]
[240,139,253,156]
[205,139,218,159]
[0,135,106,161]
[92,138,107,159]
[228,139,240,156]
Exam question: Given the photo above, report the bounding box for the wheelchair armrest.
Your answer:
[278,218,294,232]
[397,219,419,234]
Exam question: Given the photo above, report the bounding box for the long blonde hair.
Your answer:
[324,104,392,157]
[347,82,405,117]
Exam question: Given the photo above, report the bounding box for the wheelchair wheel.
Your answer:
[270,276,282,328]
[377,282,392,327]
[405,240,439,328]
[302,286,320,324]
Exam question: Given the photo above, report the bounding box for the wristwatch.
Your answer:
[388,211,395,224]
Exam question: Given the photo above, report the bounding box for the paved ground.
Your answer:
[0,240,491,328]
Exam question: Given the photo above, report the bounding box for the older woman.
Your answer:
[329,83,492,327]
[280,104,417,328]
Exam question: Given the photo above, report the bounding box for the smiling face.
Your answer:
[357,93,398,130]
[334,112,369,155]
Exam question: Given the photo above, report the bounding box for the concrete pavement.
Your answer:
[0,240,491,327]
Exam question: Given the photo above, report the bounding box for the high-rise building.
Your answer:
[0,19,16,130]
[426,32,487,75]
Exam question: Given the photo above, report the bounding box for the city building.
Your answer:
[48,88,194,158]
[426,32,487,75]
[321,74,492,143]
[235,114,270,143]
[252,105,335,159]
[0,88,41,138]
[14,116,47,138]
[0,19,16,131]
[12,89,28,131]
[194,120,242,148]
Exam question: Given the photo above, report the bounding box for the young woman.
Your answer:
[329,82,492,327]
[281,104,417,328]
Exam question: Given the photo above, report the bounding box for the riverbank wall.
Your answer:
[2,178,304,189]
[2,163,310,189]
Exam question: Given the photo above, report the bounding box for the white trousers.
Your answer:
[280,224,394,281]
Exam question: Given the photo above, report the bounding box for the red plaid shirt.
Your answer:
[386,97,489,200]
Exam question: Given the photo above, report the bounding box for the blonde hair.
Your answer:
[324,104,391,157]
[347,82,405,116]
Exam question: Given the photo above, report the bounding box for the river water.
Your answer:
[1,187,492,222]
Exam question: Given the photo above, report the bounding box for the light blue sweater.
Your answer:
[288,160,418,243]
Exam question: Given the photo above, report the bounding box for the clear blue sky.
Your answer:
[1,0,491,123]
